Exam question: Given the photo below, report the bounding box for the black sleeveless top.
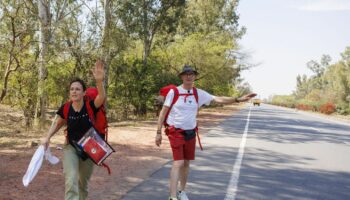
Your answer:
[57,101,98,144]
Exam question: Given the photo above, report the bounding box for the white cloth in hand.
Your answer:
[22,145,60,187]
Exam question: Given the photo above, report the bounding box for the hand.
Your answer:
[238,93,257,102]
[155,132,162,147]
[41,137,50,150]
[92,59,105,82]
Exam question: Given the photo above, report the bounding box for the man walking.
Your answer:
[155,65,256,200]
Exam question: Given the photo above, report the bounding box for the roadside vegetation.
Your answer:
[0,0,252,132]
[269,47,350,115]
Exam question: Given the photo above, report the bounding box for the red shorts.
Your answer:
[166,127,196,161]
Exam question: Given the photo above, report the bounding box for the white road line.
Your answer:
[224,106,252,200]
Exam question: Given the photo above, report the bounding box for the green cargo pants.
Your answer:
[63,144,94,200]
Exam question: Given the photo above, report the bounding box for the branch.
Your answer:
[147,1,180,53]
[50,2,83,36]
[23,0,37,15]
[59,3,83,21]
[9,56,21,73]
[195,50,235,81]
[56,0,68,21]
[81,0,103,31]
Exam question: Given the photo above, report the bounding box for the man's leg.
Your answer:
[170,160,185,198]
[78,158,94,200]
[177,137,196,198]
[168,129,186,199]
[179,160,190,191]
[63,145,80,200]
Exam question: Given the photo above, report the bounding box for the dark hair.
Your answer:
[69,78,87,91]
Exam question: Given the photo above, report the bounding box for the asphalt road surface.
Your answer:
[121,104,350,200]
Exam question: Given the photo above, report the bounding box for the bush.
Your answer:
[336,103,350,115]
[296,104,314,111]
[319,102,336,115]
[270,95,296,108]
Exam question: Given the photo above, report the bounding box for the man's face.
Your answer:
[181,72,196,84]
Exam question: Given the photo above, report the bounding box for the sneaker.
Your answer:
[168,197,178,200]
[177,191,189,200]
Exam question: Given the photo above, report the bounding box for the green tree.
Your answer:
[0,1,39,127]
[115,0,186,115]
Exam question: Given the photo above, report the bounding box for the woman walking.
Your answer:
[41,60,106,200]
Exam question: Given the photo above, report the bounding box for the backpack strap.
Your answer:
[178,87,198,103]
[62,102,71,144]
[85,101,108,141]
[85,100,96,126]
[63,102,71,121]
[164,87,179,127]
[99,105,108,142]
[193,87,198,103]
[172,87,180,106]
[190,88,201,150]
[101,163,111,175]
[195,126,203,151]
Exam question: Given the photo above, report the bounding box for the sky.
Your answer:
[238,0,350,99]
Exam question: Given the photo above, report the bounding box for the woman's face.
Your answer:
[69,82,85,102]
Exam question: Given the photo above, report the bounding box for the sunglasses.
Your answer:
[183,73,195,77]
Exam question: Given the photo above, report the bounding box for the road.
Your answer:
[121,104,350,200]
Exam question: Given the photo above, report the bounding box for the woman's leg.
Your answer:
[63,145,80,200]
[78,158,94,200]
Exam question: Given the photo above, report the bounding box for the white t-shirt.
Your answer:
[164,86,214,130]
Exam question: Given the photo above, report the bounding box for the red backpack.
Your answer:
[62,87,108,141]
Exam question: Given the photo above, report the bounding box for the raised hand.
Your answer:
[92,60,105,82]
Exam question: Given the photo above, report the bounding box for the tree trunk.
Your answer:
[34,0,50,129]
[0,58,13,102]
[140,0,150,115]
[142,0,150,67]
[0,16,19,103]
[101,0,112,109]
